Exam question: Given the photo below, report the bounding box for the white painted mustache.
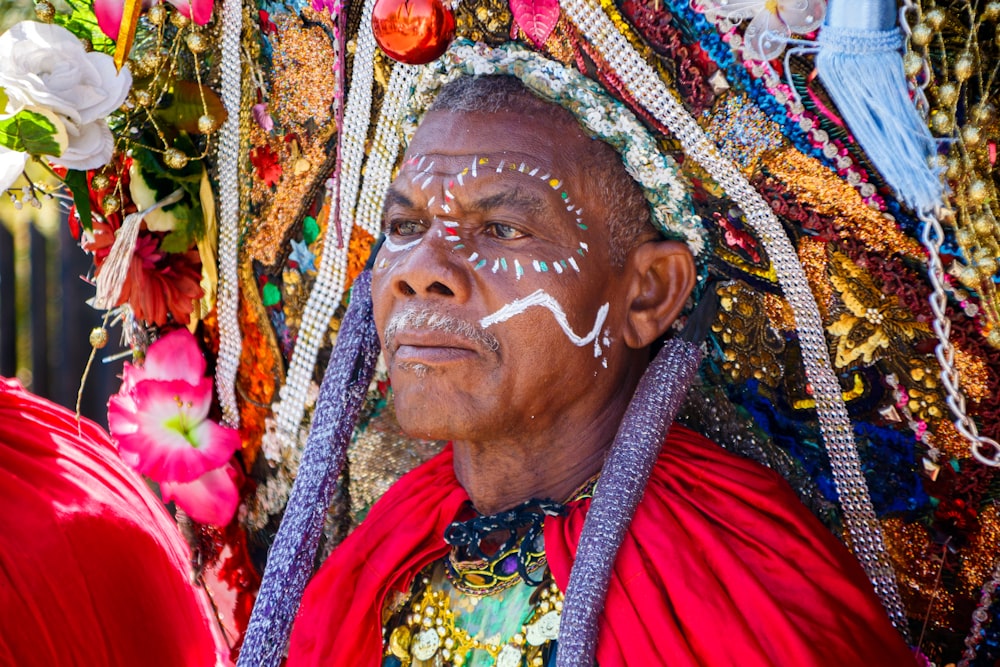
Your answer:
[383,309,501,354]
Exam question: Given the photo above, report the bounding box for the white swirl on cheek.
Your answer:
[479,289,610,358]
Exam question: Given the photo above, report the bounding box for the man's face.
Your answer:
[371,108,647,443]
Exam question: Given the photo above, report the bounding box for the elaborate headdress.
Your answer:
[5,0,1000,663]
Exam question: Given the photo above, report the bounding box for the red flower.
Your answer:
[250,144,282,187]
[259,9,278,35]
[81,169,203,327]
[73,157,135,243]
[114,235,205,326]
[934,497,978,535]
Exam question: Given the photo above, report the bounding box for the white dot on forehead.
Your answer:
[391,153,596,274]
[402,153,583,207]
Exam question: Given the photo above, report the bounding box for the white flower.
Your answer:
[56,116,117,170]
[0,147,28,193]
[701,0,826,60]
[0,20,131,174]
[0,21,131,127]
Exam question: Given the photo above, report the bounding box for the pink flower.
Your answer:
[166,0,213,24]
[96,0,214,41]
[108,329,241,525]
[162,463,240,526]
[252,103,274,132]
[310,0,343,15]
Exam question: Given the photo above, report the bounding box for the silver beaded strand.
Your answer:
[215,0,244,428]
[560,0,909,634]
[356,62,419,238]
[271,0,379,448]
[899,4,1000,657]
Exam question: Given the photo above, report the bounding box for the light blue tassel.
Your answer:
[816,0,945,214]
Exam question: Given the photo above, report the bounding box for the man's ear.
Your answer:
[621,240,696,349]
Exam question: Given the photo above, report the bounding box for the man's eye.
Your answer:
[486,222,526,240]
[389,220,424,236]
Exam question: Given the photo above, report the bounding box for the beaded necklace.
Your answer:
[384,480,598,666]
[444,498,566,595]
[385,569,564,667]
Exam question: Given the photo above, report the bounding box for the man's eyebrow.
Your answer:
[381,184,551,219]
[466,188,549,216]
[382,188,415,213]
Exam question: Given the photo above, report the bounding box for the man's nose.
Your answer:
[388,228,472,301]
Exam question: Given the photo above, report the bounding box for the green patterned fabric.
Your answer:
[382,559,561,667]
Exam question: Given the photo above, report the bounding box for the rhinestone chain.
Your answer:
[271,0,378,445]
[215,0,244,427]
[560,0,909,634]
[898,0,932,115]
[356,63,419,238]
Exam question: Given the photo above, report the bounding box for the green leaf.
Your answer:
[132,144,201,219]
[0,87,8,113]
[54,0,116,54]
[0,109,65,156]
[128,150,205,252]
[65,169,93,233]
[159,225,196,253]
[157,201,204,253]
[134,141,201,182]
[154,81,228,135]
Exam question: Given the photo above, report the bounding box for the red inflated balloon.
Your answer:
[372,0,455,65]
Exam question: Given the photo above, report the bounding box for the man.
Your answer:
[285,67,916,665]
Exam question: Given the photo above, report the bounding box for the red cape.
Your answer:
[0,379,220,667]
[288,425,916,666]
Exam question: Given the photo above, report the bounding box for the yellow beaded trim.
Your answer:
[385,577,564,667]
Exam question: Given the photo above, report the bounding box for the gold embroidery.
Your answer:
[826,252,932,368]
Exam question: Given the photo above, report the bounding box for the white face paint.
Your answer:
[382,236,424,253]
[479,289,610,358]
[387,154,591,278]
[379,153,616,367]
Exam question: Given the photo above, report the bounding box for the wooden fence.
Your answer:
[0,217,119,427]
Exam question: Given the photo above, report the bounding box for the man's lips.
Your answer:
[390,330,481,365]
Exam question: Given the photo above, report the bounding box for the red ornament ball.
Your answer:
[372,0,456,65]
